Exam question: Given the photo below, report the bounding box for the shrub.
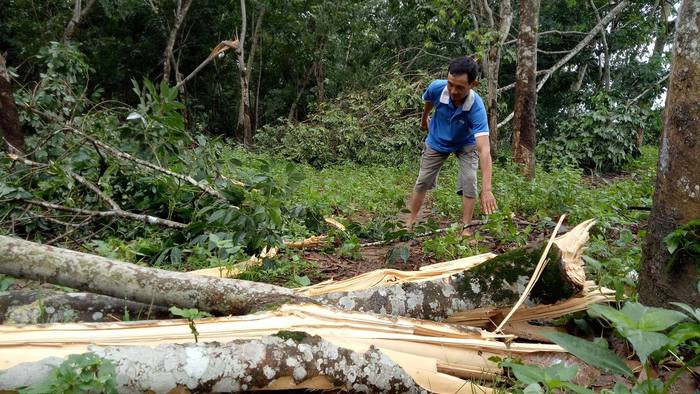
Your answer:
[538,92,652,173]
[255,70,428,167]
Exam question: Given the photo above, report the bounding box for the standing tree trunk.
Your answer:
[62,0,97,44]
[162,0,193,85]
[639,0,700,308]
[588,0,611,90]
[238,9,265,138]
[512,0,540,180]
[0,53,23,154]
[235,0,263,147]
[652,0,672,57]
[485,0,513,156]
[313,44,326,103]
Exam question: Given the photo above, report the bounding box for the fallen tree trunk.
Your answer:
[314,220,592,320]
[0,220,594,320]
[0,235,311,315]
[0,289,171,324]
[0,304,565,392]
[0,304,600,392]
[0,334,426,393]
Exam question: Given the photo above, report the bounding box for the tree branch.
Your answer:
[15,199,187,229]
[163,0,193,84]
[64,127,241,206]
[62,0,97,44]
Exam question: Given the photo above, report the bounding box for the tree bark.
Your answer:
[639,0,700,308]
[162,0,193,85]
[313,40,326,103]
[288,65,314,121]
[0,235,310,316]
[0,335,422,393]
[235,0,255,147]
[62,0,97,44]
[512,0,540,180]
[237,9,265,141]
[0,289,172,324]
[573,64,588,91]
[0,53,23,154]
[652,0,671,57]
[485,0,513,156]
[317,236,585,320]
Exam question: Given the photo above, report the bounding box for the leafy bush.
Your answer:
[538,92,651,172]
[2,44,326,270]
[255,70,427,167]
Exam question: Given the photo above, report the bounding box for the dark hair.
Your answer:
[448,57,480,83]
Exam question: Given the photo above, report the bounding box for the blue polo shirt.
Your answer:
[422,79,489,153]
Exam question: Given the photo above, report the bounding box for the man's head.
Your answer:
[447,56,480,103]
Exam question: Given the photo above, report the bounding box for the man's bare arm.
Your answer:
[421,102,434,131]
[476,135,497,214]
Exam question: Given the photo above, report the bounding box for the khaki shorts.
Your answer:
[414,143,479,198]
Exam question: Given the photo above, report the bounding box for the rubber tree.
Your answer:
[512,0,540,179]
[639,0,700,307]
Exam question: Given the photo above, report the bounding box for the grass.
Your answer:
[78,141,657,293]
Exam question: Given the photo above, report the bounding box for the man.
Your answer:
[406,56,497,236]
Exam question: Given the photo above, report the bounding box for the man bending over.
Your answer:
[406,56,498,236]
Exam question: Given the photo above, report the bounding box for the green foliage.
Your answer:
[663,220,700,270]
[589,302,687,363]
[19,353,117,394]
[256,71,426,167]
[169,307,212,343]
[237,254,317,288]
[538,92,649,172]
[422,225,486,260]
[538,300,700,394]
[541,332,633,377]
[502,359,593,394]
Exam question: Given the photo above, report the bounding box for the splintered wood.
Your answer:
[1,304,564,393]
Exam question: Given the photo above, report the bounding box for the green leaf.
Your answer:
[588,304,634,327]
[503,362,545,385]
[636,307,687,331]
[170,247,182,265]
[0,276,15,291]
[294,275,311,287]
[670,302,700,323]
[545,362,578,382]
[668,322,700,344]
[560,382,595,394]
[541,332,633,377]
[619,328,669,363]
[523,383,544,394]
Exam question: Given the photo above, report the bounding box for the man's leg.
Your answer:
[406,190,427,229]
[461,195,476,236]
[456,146,479,236]
[406,145,448,229]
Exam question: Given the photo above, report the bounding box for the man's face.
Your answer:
[447,72,473,103]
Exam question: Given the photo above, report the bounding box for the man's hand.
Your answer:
[481,189,498,215]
